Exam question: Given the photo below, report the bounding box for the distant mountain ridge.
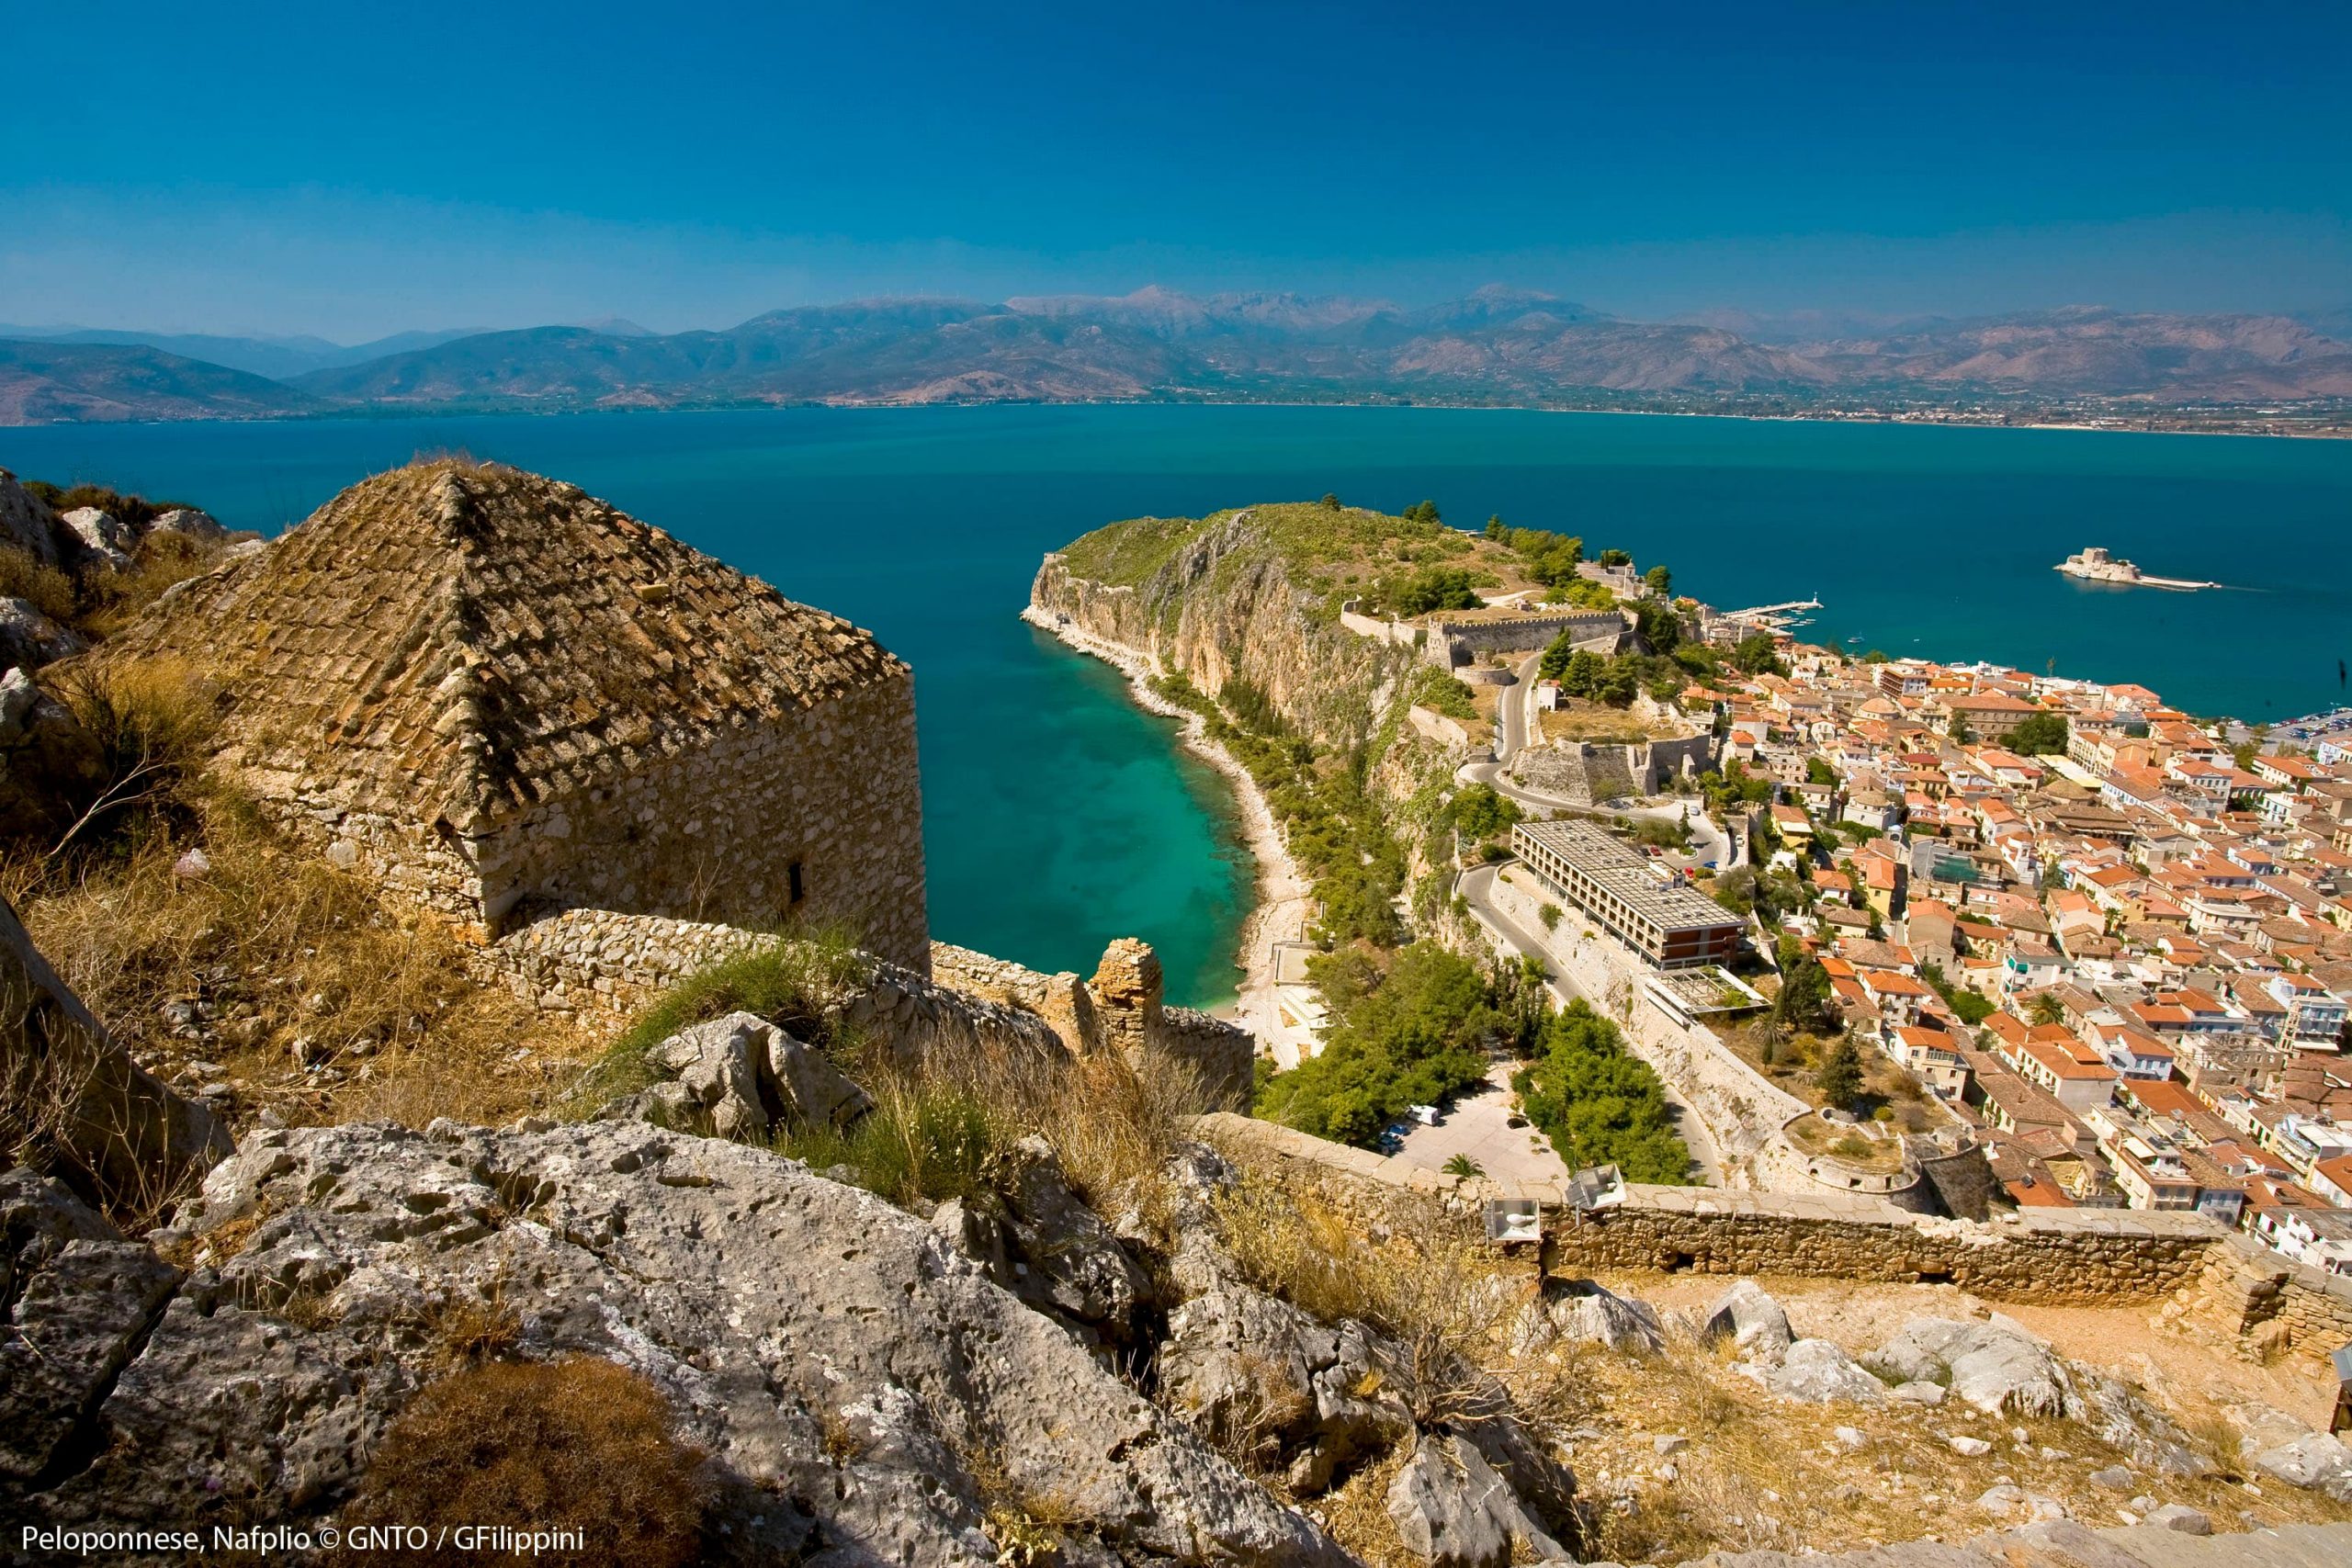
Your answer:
[4,289,2348,424]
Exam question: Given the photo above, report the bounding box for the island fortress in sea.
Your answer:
[2056,545,2218,591]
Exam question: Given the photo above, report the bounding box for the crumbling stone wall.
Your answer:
[938,938,1253,1109]
[1544,1189,2221,1304]
[492,913,1252,1108]
[2165,1235,2352,1366]
[483,909,1057,1066]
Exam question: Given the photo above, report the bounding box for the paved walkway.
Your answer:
[1386,1063,1567,1189]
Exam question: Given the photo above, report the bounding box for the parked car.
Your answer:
[1408,1103,1441,1126]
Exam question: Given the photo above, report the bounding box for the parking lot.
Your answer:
[1385,1063,1571,1190]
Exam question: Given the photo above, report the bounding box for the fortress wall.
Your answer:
[1199,1111,2225,1307]
[477,672,930,973]
[1426,610,1625,669]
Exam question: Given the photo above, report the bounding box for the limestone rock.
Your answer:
[1974,1483,2066,1523]
[994,1134,1154,1334]
[1867,1315,2072,1418]
[1523,1278,1664,1354]
[2253,1431,2352,1502]
[1889,1381,1947,1405]
[2143,1503,2211,1534]
[1159,1280,1410,1495]
[1,897,232,1213]
[0,468,61,566]
[0,598,86,673]
[1749,1337,1884,1405]
[7,1121,1350,1565]
[59,508,132,572]
[0,1177,183,1484]
[2087,1464,2133,1489]
[646,1012,769,1140]
[1948,1435,1992,1457]
[1385,1432,1566,1568]
[147,508,228,544]
[1700,1278,1792,1362]
[759,1018,872,1129]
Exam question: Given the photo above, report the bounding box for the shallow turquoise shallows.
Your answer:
[7,405,2349,1004]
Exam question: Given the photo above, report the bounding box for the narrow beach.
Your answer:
[1020,607,1311,1042]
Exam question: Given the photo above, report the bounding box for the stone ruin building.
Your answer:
[94,460,930,972]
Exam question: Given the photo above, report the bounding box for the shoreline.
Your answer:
[1019,605,1312,1043]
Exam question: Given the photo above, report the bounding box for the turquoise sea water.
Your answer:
[6,407,2349,1003]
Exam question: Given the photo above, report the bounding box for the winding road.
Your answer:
[1458,653,1739,874]
[1443,649,1739,1185]
[1455,860,1726,1188]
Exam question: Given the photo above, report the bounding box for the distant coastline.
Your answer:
[6,389,2347,440]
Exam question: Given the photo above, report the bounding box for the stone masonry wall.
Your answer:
[249,669,927,972]
[481,908,1058,1066]
[487,912,1252,1109]
[1544,1188,2221,1305]
[481,671,928,972]
[935,937,1254,1109]
[2166,1234,2352,1368]
[1201,1111,2225,1307]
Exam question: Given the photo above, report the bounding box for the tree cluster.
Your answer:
[1510,998,1691,1183]
[1257,945,1522,1146]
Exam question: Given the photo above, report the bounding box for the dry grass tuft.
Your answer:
[338,1358,706,1568]
[0,543,76,623]
[6,777,585,1134]
[1316,1439,1415,1568]
[775,1035,1210,1225]
[1206,1174,1528,1428]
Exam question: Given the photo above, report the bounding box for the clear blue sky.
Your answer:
[7,0,2347,339]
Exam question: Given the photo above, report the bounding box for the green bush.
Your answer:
[1510,999,1690,1183]
[779,1078,1003,1210]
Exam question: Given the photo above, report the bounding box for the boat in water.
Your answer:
[2055,547,2216,591]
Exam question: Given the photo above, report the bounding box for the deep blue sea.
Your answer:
[6,406,2348,1003]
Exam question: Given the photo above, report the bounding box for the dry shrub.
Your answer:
[1205,1174,1522,1430]
[77,534,228,638]
[22,655,217,856]
[6,777,581,1132]
[340,1358,705,1568]
[0,543,76,623]
[1316,1439,1416,1568]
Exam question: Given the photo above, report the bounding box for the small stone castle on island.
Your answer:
[97,460,931,971]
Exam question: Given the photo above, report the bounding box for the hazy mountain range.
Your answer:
[4,288,2348,425]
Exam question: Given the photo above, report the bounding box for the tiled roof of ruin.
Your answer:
[98,461,907,833]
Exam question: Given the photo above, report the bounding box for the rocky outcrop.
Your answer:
[1863,1314,2212,1476]
[1386,1431,1570,1567]
[58,507,135,573]
[0,468,62,566]
[7,1120,1353,1565]
[2,897,232,1216]
[1699,1278,1792,1361]
[1747,1337,1886,1404]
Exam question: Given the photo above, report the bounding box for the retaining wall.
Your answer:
[1201,1111,2227,1308]
[481,908,1066,1066]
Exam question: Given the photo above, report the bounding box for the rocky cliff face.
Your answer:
[1030,509,1409,745]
